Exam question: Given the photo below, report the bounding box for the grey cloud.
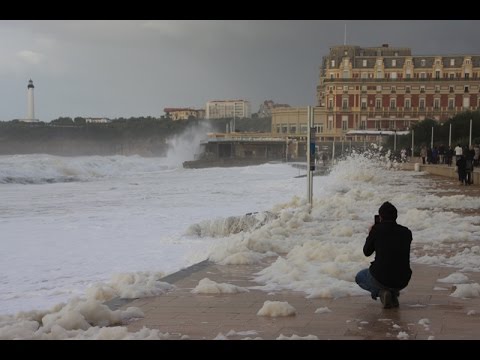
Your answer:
[1,20,480,121]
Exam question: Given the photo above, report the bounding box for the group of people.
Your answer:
[419,143,479,185]
[454,143,479,185]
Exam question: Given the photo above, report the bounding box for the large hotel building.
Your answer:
[272,44,480,140]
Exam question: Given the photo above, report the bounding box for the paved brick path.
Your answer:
[121,171,480,340]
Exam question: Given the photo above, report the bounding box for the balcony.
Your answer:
[322,77,475,83]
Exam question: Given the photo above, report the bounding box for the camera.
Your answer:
[374,215,380,224]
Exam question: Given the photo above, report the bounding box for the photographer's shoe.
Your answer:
[392,294,399,308]
[379,290,393,309]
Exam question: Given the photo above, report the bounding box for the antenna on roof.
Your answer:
[344,23,347,45]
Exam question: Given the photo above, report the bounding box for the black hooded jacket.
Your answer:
[364,220,412,289]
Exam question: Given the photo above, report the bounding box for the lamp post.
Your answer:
[306,106,314,205]
[394,130,397,152]
[469,119,472,148]
[449,122,452,148]
[411,129,414,159]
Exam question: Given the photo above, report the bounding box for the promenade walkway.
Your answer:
[120,171,480,340]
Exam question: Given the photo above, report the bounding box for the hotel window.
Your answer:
[363,59,367,67]
[376,85,382,92]
[290,125,297,134]
[328,116,333,130]
[406,69,411,79]
[342,98,349,109]
[421,59,426,66]
[390,99,396,109]
[361,85,367,91]
[375,98,381,109]
[392,59,396,67]
[342,116,348,131]
[282,125,288,133]
[434,98,440,109]
[316,124,324,133]
[449,73,455,79]
[450,59,455,66]
[465,85,469,93]
[419,99,425,109]
[391,86,396,93]
[328,98,334,109]
[420,86,425,93]
[391,72,397,79]
[375,120,380,129]
[406,86,411,93]
[435,85,440,93]
[405,99,411,109]
[435,70,440,79]
[361,72,368,79]
[420,72,426,79]
[390,120,395,129]
[361,98,367,109]
[448,98,454,109]
[449,85,454,93]
[360,116,367,129]
[276,125,280,133]
[377,70,383,79]
[463,97,470,109]
[330,73,334,79]
[300,125,308,134]
[331,60,335,67]
[465,72,470,79]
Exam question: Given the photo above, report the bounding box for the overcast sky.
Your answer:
[1,20,480,122]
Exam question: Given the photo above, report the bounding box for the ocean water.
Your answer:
[0,154,305,315]
[1,149,480,339]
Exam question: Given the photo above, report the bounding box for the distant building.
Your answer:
[206,100,251,119]
[85,117,111,123]
[272,44,480,141]
[258,100,290,118]
[163,108,204,121]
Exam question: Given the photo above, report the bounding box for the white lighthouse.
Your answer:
[25,79,38,122]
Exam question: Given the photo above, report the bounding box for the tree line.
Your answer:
[0,116,272,156]
[384,110,480,155]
